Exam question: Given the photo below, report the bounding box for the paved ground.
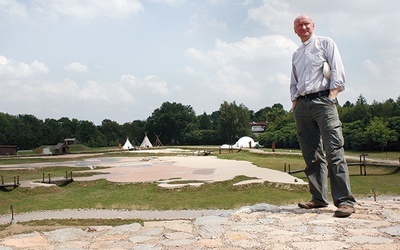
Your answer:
[0,196,399,249]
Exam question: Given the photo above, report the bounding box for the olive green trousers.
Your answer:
[294,96,356,207]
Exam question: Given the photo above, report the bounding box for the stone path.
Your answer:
[0,196,399,249]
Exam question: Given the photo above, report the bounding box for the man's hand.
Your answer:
[292,99,298,110]
[329,88,340,100]
[328,88,340,105]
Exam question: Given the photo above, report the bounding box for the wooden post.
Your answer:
[284,163,286,172]
[1,176,3,185]
[363,154,367,176]
[359,153,369,176]
[10,205,14,224]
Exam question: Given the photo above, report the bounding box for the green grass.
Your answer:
[0,177,310,215]
[0,149,398,216]
[0,218,144,237]
[0,166,106,182]
[218,150,399,195]
[345,151,399,161]
[0,156,94,165]
[217,150,305,172]
[255,147,400,162]
[19,218,144,227]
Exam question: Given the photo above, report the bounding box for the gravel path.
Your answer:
[0,209,234,225]
[0,196,395,225]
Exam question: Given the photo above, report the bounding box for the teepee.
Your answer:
[140,133,153,148]
[122,137,134,150]
[153,132,164,147]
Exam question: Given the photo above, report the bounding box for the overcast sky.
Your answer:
[1,0,399,125]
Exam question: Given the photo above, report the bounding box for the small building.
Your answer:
[0,145,18,155]
[54,143,69,155]
[64,138,76,145]
[251,121,267,136]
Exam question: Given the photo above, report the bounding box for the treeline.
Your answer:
[0,95,399,151]
[259,95,400,151]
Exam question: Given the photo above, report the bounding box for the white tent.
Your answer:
[122,137,134,150]
[220,136,258,149]
[234,136,258,148]
[140,134,153,148]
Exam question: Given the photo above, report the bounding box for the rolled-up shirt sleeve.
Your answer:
[324,38,346,92]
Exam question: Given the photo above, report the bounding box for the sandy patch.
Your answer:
[74,155,306,187]
[1,151,306,188]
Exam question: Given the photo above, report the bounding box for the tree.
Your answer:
[338,101,355,123]
[99,119,122,146]
[342,120,368,150]
[120,120,146,146]
[254,103,286,123]
[387,116,400,150]
[43,118,64,145]
[258,111,298,148]
[370,98,400,118]
[0,113,14,145]
[340,95,371,123]
[364,117,398,151]
[183,130,221,145]
[218,101,251,143]
[77,120,99,145]
[15,114,44,149]
[210,111,220,130]
[146,102,197,145]
[198,112,213,130]
[58,117,77,139]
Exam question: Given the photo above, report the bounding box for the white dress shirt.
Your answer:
[290,34,346,101]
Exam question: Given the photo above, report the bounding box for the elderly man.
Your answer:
[290,15,356,217]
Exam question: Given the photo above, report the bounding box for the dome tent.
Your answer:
[233,136,258,148]
[220,136,259,149]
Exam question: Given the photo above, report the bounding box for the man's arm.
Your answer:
[325,38,345,93]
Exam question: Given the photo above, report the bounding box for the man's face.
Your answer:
[294,16,314,42]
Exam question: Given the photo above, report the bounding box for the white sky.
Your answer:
[1,0,399,125]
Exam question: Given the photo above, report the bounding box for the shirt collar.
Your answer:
[303,34,315,46]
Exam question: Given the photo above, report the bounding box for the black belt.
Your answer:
[298,89,330,100]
